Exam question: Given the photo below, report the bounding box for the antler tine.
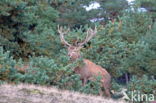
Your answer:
[78,26,97,46]
[58,25,71,47]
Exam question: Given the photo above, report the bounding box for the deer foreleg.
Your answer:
[104,87,111,97]
[82,78,87,86]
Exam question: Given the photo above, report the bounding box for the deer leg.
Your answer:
[82,78,87,86]
[104,86,111,97]
[99,88,103,96]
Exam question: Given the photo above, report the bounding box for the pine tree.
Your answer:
[0,0,58,60]
[51,0,128,28]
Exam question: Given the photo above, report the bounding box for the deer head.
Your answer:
[58,25,97,60]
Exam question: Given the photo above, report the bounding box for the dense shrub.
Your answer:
[0,0,156,102]
[0,47,104,95]
[126,75,156,103]
[0,0,58,59]
[0,47,16,81]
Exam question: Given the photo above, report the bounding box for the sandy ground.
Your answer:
[0,83,127,103]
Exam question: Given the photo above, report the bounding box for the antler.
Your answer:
[78,27,97,46]
[58,25,71,47]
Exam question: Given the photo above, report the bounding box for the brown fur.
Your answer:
[74,59,111,97]
[67,46,111,97]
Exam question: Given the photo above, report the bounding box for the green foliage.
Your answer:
[0,48,104,94]
[52,0,128,27]
[0,47,16,81]
[127,75,156,102]
[80,11,156,78]
[0,0,156,101]
[79,76,103,95]
[0,0,58,59]
[120,12,152,42]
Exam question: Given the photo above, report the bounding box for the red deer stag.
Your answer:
[58,26,111,97]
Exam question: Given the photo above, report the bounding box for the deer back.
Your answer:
[74,59,111,83]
